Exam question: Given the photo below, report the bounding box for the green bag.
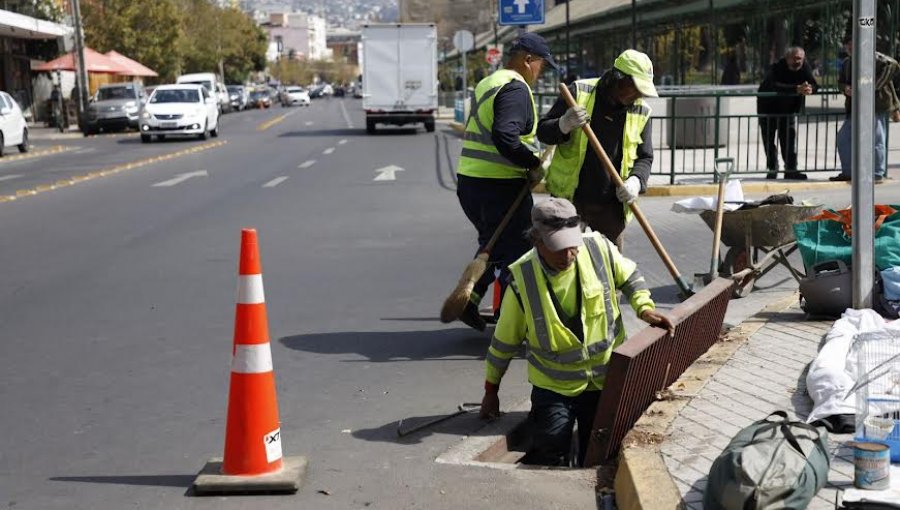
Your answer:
[704,411,830,510]
[793,205,900,271]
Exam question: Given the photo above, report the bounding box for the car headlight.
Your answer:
[141,111,151,119]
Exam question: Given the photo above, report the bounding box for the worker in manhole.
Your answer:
[479,197,674,466]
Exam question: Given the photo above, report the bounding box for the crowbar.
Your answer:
[396,403,481,437]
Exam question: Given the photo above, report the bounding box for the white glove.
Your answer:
[559,105,590,135]
[616,176,642,204]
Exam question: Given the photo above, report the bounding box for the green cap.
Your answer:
[613,49,658,98]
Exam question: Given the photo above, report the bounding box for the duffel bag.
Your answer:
[704,411,830,510]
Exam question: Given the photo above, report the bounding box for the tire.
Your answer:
[0,133,5,157]
[141,134,151,143]
[17,129,29,153]
[198,122,208,141]
[366,119,376,134]
[724,246,755,298]
[424,119,435,133]
[210,121,219,138]
[157,135,165,141]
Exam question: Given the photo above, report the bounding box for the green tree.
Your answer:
[179,1,267,84]
[82,0,184,82]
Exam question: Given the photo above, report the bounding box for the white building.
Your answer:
[264,12,332,62]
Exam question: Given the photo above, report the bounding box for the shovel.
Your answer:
[693,157,734,291]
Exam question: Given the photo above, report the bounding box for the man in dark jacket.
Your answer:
[757,47,818,180]
[536,50,655,249]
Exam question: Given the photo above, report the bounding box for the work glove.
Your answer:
[526,156,551,186]
[616,175,642,204]
[558,105,590,135]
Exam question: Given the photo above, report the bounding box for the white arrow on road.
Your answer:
[373,165,405,181]
[152,170,208,187]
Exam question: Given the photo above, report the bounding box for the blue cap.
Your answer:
[508,33,560,73]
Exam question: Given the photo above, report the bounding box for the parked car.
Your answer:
[226,85,248,111]
[248,89,272,109]
[216,82,232,113]
[139,84,219,143]
[0,90,28,156]
[83,82,144,135]
[281,86,310,107]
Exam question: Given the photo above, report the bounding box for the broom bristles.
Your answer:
[439,253,489,323]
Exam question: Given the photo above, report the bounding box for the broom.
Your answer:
[440,146,556,323]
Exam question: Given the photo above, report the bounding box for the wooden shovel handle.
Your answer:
[558,84,689,292]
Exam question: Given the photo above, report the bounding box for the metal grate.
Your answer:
[584,278,733,467]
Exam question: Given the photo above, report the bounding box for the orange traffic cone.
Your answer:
[193,228,307,495]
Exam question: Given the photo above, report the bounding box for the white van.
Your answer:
[176,73,227,113]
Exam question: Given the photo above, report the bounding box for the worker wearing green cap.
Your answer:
[537,49,657,249]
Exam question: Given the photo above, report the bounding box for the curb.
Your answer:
[613,292,800,510]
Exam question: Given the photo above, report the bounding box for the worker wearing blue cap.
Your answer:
[454,33,561,331]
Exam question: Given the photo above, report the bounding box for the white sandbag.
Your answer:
[671,179,745,213]
[805,309,900,424]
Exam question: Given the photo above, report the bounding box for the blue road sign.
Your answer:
[498,0,545,26]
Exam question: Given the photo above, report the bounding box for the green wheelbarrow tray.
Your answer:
[699,204,822,298]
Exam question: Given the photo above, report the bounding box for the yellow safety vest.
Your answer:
[545,78,651,223]
[485,233,655,396]
[457,69,538,179]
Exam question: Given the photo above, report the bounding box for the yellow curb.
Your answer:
[449,121,465,133]
[257,115,287,131]
[0,140,227,205]
[613,292,800,510]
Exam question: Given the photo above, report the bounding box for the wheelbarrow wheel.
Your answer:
[724,246,755,298]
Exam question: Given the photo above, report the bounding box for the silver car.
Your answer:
[83,82,144,135]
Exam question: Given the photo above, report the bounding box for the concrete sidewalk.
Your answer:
[617,295,857,509]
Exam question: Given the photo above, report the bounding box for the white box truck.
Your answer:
[361,23,437,134]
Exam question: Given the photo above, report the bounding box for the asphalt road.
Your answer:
[2,98,899,509]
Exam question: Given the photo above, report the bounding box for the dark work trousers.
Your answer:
[574,199,625,252]
[759,115,798,172]
[456,174,533,308]
[529,386,602,467]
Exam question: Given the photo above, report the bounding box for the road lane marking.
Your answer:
[338,139,348,145]
[304,121,314,126]
[0,145,73,165]
[263,176,289,187]
[0,140,227,204]
[373,165,404,181]
[339,101,354,128]
[298,160,316,169]
[257,109,300,131]
[0,174,22,182]
[323,147,335,155]
[152,170,208,187]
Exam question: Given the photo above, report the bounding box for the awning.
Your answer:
[33,47,132,74]
[105,51,158,77]
[0,8,72,40]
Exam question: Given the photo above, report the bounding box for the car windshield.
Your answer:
[287,87,304,93]
[150,89,200,104]
[227,86,241,93]
[250,91,266,98]
[182,80,212,92]
[97,87,135,101]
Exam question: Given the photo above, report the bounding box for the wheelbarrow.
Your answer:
[699,203,821,298]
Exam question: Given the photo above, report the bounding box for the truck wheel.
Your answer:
[425,119,435,132]
[366,119,376,134]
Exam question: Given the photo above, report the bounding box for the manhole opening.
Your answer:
[474,416,595,469]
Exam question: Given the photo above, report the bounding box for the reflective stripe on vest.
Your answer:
[545,78,651,222]
[584,237,624,341]
[527,352,609,381]
[457,69,538,179]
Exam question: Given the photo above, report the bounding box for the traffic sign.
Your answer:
[453,30,474,52]
[498,0,545,26]
[486,47,502,65]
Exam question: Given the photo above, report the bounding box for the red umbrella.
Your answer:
[104,51,158,77]
[33,47,132,74]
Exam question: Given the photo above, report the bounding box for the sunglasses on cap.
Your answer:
[541,215,581,229]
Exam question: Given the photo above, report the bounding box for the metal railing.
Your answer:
[533,89,858,184]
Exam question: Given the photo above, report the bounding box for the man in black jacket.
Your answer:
[757,47,818,180]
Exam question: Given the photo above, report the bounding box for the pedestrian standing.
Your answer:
[537,49,656,249]
[479,198,674,466]
[454,33,560,331]
[757,47,818,180]
[830,38,900,183]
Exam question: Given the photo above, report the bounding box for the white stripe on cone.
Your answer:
[237,274,265,304]
[232,343,274,374]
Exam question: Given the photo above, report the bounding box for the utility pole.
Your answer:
[70,0,89,123]
[852,0,876,309]
[631,0,637,48]
[565,0,570,78]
